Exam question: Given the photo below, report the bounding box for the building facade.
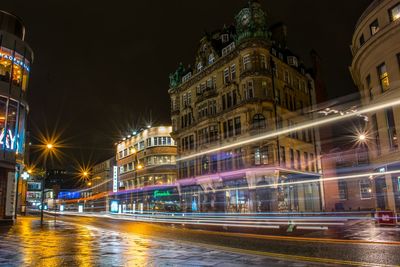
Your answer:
[0,11,33,222]
[169,1,323,213]
[350,0,400,212]
[115,126,178,212]
[86,157,115,211]
[321,146,374,211]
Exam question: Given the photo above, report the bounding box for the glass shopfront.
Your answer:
[0,96,26,153]
[0,46,30,90]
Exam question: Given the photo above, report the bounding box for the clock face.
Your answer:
[241,13,250,26]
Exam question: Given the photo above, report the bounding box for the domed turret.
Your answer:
[234,0,270,44]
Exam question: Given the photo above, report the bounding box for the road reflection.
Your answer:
[0,216,150,266]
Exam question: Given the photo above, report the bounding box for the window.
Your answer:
[397,53,400,70]
[370,19,379,35]
[228,119,234,138]
[338,180,348,200]
[359,34,365,47]
[211,154,218,173]
[385,108,398,150]
[377,63,390,91]
[224,68,230,84]
[234,148,244,169]
[222,42,235,56]
[243,54,251,71]
[304,152,309,171]
[230,64,236,80]
[371,114,381,155]
[290,149,295,169]
[245,80,254,99]
[284,70,290,83]
[209,53,215,64]
[366,74,372,100]
[359,179,372,199]
[287,56,298,67]
[234,117,241,135]
[146,138,152,147]
[209,125,218,142]
[389,3,400,21]
[310,153,315,172]
[296,150,301,169]
[197,62,203,71]
[260,54,267,69]
[221,34,229,43]
[280,146,286,166]
[182,72,192,83]
[252,114,266,129]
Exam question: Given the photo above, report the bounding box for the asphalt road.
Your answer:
[1,215,400,266]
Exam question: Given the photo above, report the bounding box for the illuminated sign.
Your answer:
[21,171,29,180]
[60,205,64,212]
[0,51,30,72]
[398,177,400,192]
[78,204,83,213]
[113,166,118,192]
[154,190,171,198]
[378,167,386,173]
[110,200,119,213]
[0,129,17,150]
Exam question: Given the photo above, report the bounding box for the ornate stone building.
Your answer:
[350,0,400,212]
[169,1,322,213]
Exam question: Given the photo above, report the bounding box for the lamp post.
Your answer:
[40,143,53,226]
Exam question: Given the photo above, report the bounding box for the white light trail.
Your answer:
[177,98,400,162]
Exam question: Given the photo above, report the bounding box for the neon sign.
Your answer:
[0,128,17,150]
[113,166,118,192]
[154,190,171,198]
[0,52,30,72]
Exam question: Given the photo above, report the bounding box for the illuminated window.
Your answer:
[0,47,30,90]
[389,3,400,21]
[377,63,389,91]
[370,19,379,35]
[359,179,372,199]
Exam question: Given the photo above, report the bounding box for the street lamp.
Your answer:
[40,143,54,226]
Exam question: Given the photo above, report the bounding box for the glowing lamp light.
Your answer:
[147,125,151,129]
[46,143,53,149]
[133,131,137,135]
[358,134,366,141]
[137,164,143,170]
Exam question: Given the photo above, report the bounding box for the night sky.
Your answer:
[2,0,373,167]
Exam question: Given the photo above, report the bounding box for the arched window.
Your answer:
[252,114,266,129]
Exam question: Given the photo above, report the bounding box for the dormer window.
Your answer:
[197,62,203,71]
[287,56,298,67]
[221,34,229,43]
[208,53,215,64]
[182,72,192,83]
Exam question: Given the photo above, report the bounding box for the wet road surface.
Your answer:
[0,216,333,267]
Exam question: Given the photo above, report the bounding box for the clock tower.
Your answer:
[235,0,270,44]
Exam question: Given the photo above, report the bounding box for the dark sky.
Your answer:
[2,0,373,166]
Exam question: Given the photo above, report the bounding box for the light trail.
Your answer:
[177,97,400,161]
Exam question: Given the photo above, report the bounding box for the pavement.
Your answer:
[0,216,332,267]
